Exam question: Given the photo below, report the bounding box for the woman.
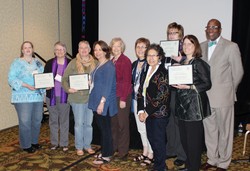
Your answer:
[165,22,187,167]
[173,35,211,171]
[137,44,170,171]
[62,40,97,156]
[8,41,45,153]
[44,41,71,151]
[132,38,154,162]
[88,40,117,164]
[110,37,132,159]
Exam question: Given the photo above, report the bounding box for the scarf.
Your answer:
[50,57,68,106]
[76,53,96,74]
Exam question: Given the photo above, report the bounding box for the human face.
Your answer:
[94,44,106,61]
[183,38,195,57]
[205,19,221,41]
[22,43,33,57]
[112,41,122,57]
[167,28,180,40]
[146,49,159,68]
[54,44,66,58]
[135,42,147,59]
[78,42,90,57]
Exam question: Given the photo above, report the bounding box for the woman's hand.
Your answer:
[171,52,183,63]
[120,100,126,109]
[172,84,191,89]
[139,112,148,122]
[68,88,78,93]
[97,102,104,115]
[22,83,36,91]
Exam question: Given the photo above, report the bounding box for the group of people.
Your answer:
[8,18,243,171]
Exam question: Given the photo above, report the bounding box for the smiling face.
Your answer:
[54,44,66,58]
[205,19,222,41]
[183,38,195,57]
[135,42,147,59]
[22,42,33,57]
[78,42,91,58]
[111,41,122,57]
[146,49,160,68]
[167,28,181,40]
[94,44,106,61]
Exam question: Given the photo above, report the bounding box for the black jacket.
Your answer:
[175,58,212,121]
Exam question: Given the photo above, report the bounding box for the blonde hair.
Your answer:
[110,37,126,54]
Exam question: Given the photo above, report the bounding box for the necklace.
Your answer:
[23,56,33,64]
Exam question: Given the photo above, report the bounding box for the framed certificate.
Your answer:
[168,65,193,85]
[160,40,179,57]
[34,73,54,88]
[69,74,89,90]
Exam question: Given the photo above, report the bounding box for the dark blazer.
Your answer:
[175,58,212,121]
[137,64,170,118]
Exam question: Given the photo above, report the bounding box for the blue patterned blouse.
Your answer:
[8,58,45,103]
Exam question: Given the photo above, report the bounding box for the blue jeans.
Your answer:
[14,102,43,149]
[70,103,93,150]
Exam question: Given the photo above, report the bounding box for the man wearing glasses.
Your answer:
[200,19,244,171]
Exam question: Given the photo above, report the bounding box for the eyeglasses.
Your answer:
[205,26,220,30]
[55,49,64,52]
[147,54,159,58]
[136,46,146,49]
[167,32,179,35]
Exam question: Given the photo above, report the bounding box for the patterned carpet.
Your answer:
[0,121,249,171]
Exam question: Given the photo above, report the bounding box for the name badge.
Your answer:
[55,74,62,82]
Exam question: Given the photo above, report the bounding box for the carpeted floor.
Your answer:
[0,121,249,171]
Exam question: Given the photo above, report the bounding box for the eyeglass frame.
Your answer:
[205,26,221,30]
[167,31,179,35]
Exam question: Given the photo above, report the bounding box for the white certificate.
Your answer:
[34,73,54,88]
[168,65,193,85]
[69,74,89,90]
[160,40,179,57]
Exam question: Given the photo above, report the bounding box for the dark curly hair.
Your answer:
[145,43,165,60]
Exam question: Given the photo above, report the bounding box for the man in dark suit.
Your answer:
[200,19,244,171]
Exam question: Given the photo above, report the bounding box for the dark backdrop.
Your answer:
[71,0,98,57]
[232,0,250,124]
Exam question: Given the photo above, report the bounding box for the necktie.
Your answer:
[208,41,217,47]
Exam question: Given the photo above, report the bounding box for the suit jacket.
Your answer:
[200,37,244,108]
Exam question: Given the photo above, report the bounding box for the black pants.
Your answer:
[94,112,113,157]
[146,116,168,171]
[178,120,203,171]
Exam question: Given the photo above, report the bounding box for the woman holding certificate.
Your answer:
[137,44,170,171]
[8,41,45,153]
[62,40,97,156]
[88,40,117,164]
[172,35,211,171]
[44,41,71,151]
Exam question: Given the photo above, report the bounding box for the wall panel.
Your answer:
[0,0,23,129]
[0,0,71,130]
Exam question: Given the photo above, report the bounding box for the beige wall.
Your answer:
[0,0,72,130]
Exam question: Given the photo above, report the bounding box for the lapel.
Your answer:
[208,37,224,65]
[202,41,209,63]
